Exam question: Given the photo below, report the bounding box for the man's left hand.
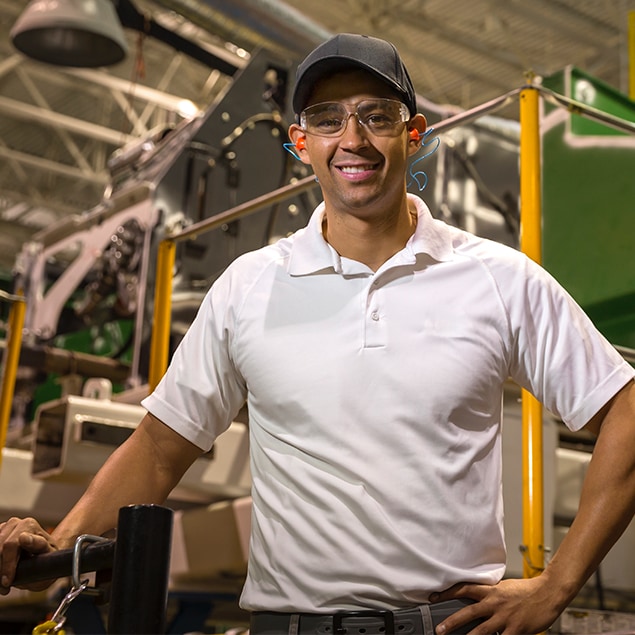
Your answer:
[430,576,562,635]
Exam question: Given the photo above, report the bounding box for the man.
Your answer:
[1,33,635,635]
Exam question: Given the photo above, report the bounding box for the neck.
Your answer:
[322,198,417,271]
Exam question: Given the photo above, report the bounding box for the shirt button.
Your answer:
[371,311,380,321]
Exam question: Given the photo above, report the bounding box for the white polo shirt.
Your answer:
[143,194,634,612]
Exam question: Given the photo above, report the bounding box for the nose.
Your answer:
[339,112,368,146]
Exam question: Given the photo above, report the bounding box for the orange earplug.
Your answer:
[409,129,420,141]
[296,137,307,151]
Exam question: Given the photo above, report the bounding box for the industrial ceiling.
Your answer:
[0,0,633,273]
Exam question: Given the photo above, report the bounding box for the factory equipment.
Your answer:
[3,23,634,626]
[1,41,522,448]
[3,47,319,440]
[32,391,250,501]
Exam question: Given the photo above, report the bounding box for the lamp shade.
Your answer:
[10,0,128,67]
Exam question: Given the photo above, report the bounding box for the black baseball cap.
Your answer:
[292,33,417,117]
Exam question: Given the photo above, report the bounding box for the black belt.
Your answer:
[250,599,484,634]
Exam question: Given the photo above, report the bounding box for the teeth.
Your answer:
[340,165,371,174]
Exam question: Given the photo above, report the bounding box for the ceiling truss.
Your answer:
[0,0,633,271]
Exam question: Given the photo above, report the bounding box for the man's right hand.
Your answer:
[0,517,59,595]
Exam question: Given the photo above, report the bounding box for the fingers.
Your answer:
[431,594,491,635]
[430,582,486,603]
[435,606,492,635]
[0,518,21,590]
[0,517,57,592]
[18,531,56,554]
[432,578,558,635]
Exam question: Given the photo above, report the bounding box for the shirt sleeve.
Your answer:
[141,268,248,451]
[504,254,634,430]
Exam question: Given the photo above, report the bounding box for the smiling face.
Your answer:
[289,69,426,224]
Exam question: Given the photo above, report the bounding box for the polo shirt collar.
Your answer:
[287,194,454,276]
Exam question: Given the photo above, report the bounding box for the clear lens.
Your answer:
[301,99,409,137]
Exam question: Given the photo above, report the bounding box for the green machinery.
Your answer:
[542,66,635,351]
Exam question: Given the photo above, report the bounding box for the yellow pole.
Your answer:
[629,11,635,100]
[519,86,545,578]
[519,87,542,264]
[0,294,27,471]
[148,240,176,391]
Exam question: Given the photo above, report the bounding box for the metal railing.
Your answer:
[13,505,173,634]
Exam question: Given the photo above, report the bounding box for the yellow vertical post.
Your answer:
[629,11,635,100]
[519,86,545,578]
[0,294,27,471]
[148,240,176,391]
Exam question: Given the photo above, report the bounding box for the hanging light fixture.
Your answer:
[10,0,128,67]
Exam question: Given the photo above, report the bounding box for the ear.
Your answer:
[407,114,428,155]
[288,124,311,164]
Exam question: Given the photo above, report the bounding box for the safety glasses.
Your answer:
[300,98,410,137]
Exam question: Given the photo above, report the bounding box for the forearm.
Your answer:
[51,413,202,549]
[432,382,635,635]
[51,441,167,548]
[540,381,635,608]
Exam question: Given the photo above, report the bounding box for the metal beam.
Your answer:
[0,54,21,79]
[16,66,94,173]
[0,187,79,218]
[63,67,206,113]
[0,95,136,146]
[152,0,331,57]
[0,146,109,184]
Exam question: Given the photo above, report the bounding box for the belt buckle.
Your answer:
[332,609,395,635]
